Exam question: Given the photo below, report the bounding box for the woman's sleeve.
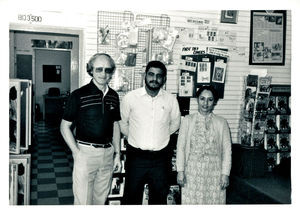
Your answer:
[176,116,188,172]
[221,119,232,176]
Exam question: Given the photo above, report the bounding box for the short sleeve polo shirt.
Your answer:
[62,80,121,144]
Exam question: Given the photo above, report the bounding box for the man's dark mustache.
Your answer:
[149,80,159,84]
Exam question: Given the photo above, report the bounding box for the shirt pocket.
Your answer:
[155,104,170,123]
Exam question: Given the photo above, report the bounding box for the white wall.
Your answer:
[83,10,291,144]
[8,9,291,144]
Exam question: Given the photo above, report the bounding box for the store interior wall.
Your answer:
[82,10,291,144]
[9,10,291,144]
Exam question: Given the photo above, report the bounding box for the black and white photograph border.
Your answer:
[1,0,300,212]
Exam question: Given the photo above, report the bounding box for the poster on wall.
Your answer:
[212,60,227,83]
[249,10,286,65]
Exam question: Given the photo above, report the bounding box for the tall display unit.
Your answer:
[9,79,32,205]
[264,85,291,172]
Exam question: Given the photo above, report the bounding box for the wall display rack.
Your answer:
[264,84,291,171]
[179,51,228,99]
[97,11,171,100]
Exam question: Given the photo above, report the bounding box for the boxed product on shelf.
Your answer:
[266,152,279,171]
[252,131,264,147]
[279,152,291,163]
[278,134,290,152]
[276,96,288,114]
[267,96,276,114]
[256,93,269,112]
[258,76,272,93]
[266,114,277,133]
[277,115,290,133]
[264,134,278,152]
[253,119,266,132]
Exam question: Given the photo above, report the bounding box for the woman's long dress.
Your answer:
[181,113,225,204]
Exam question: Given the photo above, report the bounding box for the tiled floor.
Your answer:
[30,120,74,205]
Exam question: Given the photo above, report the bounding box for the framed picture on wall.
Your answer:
[249,10,286,65]
[220,10,238,24]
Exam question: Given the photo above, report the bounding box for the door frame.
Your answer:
[9,23,84,122]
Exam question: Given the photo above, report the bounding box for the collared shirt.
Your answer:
[62,80,121,144]
[120,87,181,151]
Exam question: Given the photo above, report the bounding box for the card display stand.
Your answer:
[239,78,291,176]
[239,75,272,147]
[264,85,291,172]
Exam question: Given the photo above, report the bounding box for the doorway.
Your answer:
[35,49,70,121]
[9,25,83,123]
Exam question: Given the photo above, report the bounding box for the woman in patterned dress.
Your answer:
[176,85,232,204]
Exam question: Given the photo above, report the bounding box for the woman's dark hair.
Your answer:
[196,85,219,104]
[145,61,167,77]
[86,53,116,77]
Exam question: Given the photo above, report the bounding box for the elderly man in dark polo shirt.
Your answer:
[60,53,122,205]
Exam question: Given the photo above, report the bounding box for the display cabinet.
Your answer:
[9,79,32,205]
[264,85,291,171]
[9,79,32,154]
[9,154,31,205]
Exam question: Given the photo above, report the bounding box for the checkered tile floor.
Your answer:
[30,120,74,205]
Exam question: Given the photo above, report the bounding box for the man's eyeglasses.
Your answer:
[94,67,114,74]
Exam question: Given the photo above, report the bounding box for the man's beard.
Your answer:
[145,80,161,91]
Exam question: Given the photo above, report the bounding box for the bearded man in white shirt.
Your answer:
[120,61,181,204]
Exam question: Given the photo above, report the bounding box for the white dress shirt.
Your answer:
[120,87,181,151]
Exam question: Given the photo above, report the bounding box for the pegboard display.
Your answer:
[97,11,135,55]
[135,14,171,64]
[97,11,171,99]
[134,14,170,90]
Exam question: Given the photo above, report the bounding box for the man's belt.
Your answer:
[77,140,112,148]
